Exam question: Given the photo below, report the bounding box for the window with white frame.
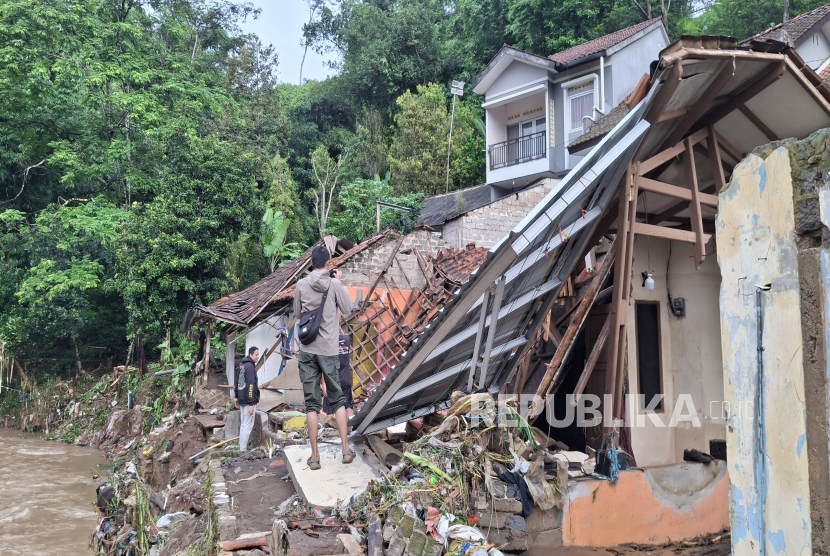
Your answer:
[569,82,595,133]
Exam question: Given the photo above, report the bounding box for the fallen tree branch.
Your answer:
[0,159,46,206]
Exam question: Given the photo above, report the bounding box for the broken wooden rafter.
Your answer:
[635,176,719,207]
[661,57,736,150]
[684,136,707,269]
[572,312,612,406]
[529,240,617,417]
[738,105,778,142]
[707,126,727,193]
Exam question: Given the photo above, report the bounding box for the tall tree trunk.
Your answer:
[784,0,791,22]
[659,0,668,31]
[299,45,308,85]
[71,325,83,378]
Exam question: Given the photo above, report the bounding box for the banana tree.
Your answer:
[262,208,303,273]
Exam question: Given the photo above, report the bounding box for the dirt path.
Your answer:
[223,453,347,555]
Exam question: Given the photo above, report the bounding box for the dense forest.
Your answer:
[0,0,825,374]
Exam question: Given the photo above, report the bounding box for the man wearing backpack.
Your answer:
[293,245,353,470]
[234,346,260,451]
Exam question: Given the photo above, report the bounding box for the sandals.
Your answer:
[307,456,321,471]
[342,450,356,464]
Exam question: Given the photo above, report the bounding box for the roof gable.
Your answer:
[548,18,664,64]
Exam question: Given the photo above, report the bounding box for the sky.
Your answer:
[240,0,340,84]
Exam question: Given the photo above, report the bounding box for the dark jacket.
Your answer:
[235,356,259,406]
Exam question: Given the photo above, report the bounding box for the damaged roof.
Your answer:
[434,245,490,284]
[350,35,830,435]
[418,184,492,227]
[742,3,830,46]
[191,229,398,330]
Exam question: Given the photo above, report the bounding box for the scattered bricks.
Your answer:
[470,489,489,511]
[397,515,415,538]
[405,530,427,556]
[337,533,363,554]
[486,528,528,552]
[526,528,563,549]
[383,521,400,542]
[387,536,408,556]
[473,511,525,530]
[218,515,238,542]
[387,506,404,524]
[423,535,442,556]
[492,496,523,514]
[488,479,521,500]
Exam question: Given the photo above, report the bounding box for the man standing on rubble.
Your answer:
[294,245,354,470]
[235,346,260,451]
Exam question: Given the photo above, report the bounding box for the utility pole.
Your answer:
[443,80,465,219]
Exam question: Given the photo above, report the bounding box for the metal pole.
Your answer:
[443,94,457,220]
[478,277,506,389]
[755,285,770,556]
[377,202,381,233]
[467,289,491,392]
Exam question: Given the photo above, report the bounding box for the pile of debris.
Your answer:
[336,391,573,555]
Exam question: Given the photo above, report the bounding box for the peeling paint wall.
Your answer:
[716,147,813,555]
[561,463,730,546]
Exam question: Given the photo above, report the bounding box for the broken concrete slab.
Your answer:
[283,443,381,509]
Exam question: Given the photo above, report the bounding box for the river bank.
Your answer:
[0,429,106,556]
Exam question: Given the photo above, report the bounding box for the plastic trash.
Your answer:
[155,512,190,528]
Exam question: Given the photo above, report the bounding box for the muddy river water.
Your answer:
[0,428,105,555]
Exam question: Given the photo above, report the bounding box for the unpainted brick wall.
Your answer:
[442,178,559,249]
[338,230,453,290]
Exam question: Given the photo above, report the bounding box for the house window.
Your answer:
[569,84,595,133]
[635,302,663,410]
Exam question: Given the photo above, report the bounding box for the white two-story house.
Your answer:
[472,18,668,194]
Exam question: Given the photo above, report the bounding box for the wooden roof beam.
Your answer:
[738,105,779,142]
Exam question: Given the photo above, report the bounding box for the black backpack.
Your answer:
[297,284,330,345]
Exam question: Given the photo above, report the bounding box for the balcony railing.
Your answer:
[488,131,547,171]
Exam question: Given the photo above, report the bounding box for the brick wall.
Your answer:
[338,230,452,290]
[442,178,559,249]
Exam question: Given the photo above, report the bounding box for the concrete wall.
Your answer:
[485,61,549,99]
[337,230,451,291]
[626,237,725,467]
[610,26,667,105]
[797,30,830,71]
[442,179,558,249]
[717,146,814,555]
[562,463,730,546]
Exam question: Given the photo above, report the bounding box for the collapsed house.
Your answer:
[189,228,488,405]
[186,33,830,554]
[344,37,830,550]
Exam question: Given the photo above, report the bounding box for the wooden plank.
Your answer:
[685,137,706,269]
[368,514,383,556]
[738,105,778,142]
[606,164,638,425]
[572,313,611,406]
[632,222,711,244]
[661,57,736,150]
[656,107,687,123]
[221,538,268,551]
[639,128,709,175]
[636,176,718,207]
[650,184,717,225]
[707,126,727,193]
[695,62,786,132]
[533,241,616,401]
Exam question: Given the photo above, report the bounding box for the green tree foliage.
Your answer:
[387,83,478,196]
[118,135,261,339]
[682,0,829,40]
[326,176,423,242]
